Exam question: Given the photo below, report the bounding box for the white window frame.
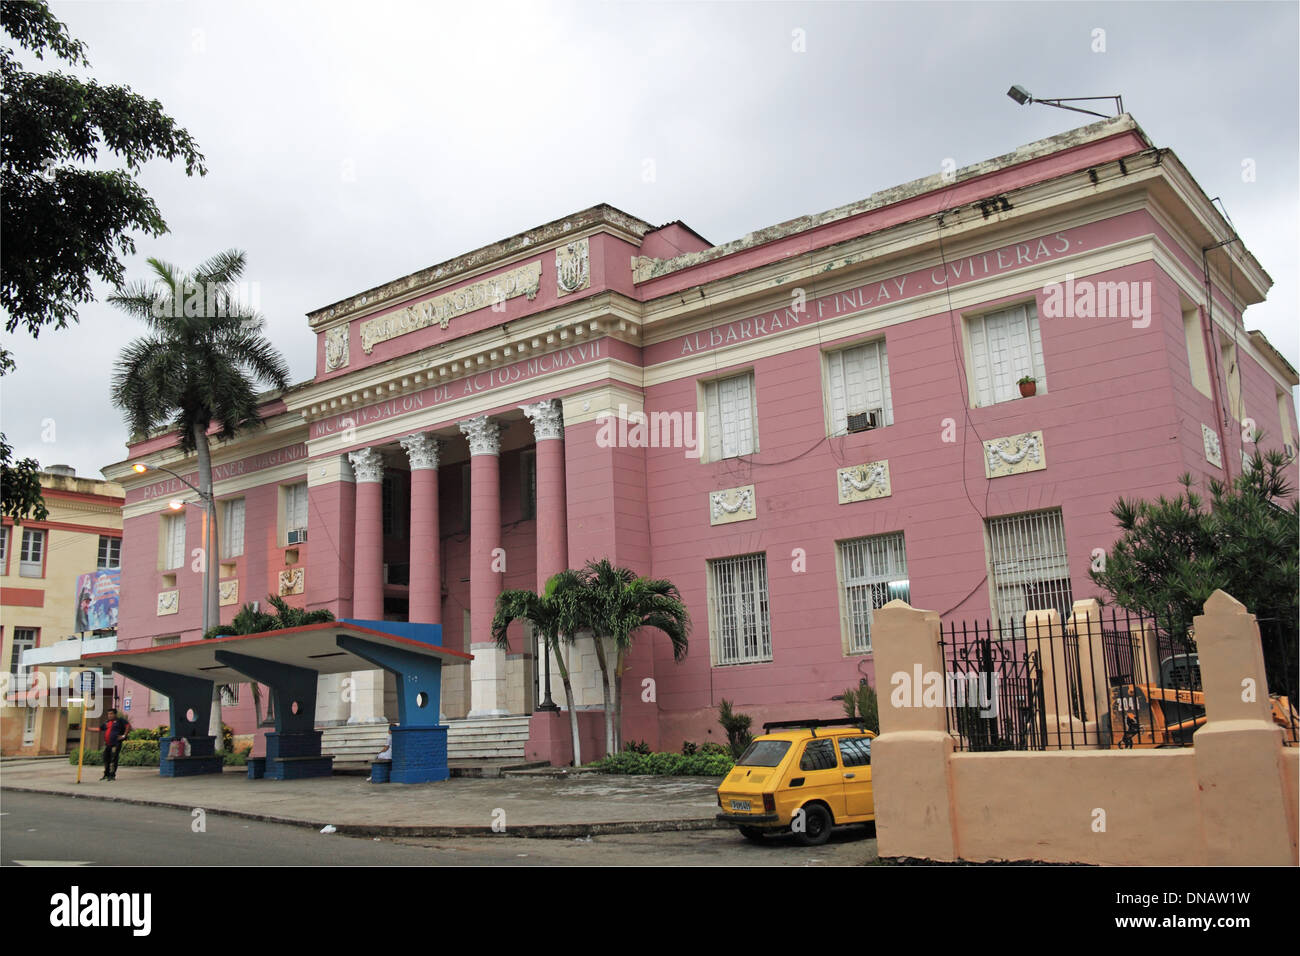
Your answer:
[825,339,894,435]
[702,372,758,462]
[283,482,308,544]
[986,509,1074,634]
[220,498,245,559]
[708,553,771,665]
[162,512,186,570]
[98,535,122,570]
[838,532,909,654]
[19,528,45,578]
[10,627,38,685]
[0,525,8,568]
[966,301,1047,407]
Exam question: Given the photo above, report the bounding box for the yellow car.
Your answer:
[715,719,875,845]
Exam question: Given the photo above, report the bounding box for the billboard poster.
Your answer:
[75,568,121,632]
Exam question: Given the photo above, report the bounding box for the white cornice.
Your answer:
[307,209,652,331]
[290,294,643,422]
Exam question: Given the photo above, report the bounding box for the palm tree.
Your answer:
[580,559,690,753]
[111,250,291,745]
[491,571,585,764]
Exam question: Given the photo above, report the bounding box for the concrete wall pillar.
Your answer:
[1192,590,1297,865]
[872,599,958,861]
[459,415,506,717]
[1025,608,1088,748]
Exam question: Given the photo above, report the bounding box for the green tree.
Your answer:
[1089,448,1298,639]
[841,681,880,734]
[111,251,290,742]
[491,570,586,765]
[1,1,204,522]
[578,559,690,753]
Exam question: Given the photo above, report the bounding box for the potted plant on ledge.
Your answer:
[1017,375,1037,398]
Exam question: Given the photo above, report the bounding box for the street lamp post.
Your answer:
[134,462,217,638]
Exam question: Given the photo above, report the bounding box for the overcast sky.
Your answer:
[3,0,1296,479]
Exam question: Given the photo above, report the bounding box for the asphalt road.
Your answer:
[1,791,877,866]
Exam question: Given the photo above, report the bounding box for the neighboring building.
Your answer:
[102,115,1298,762]
[0,467,124,755]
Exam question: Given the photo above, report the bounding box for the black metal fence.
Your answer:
[939,607,1299,751]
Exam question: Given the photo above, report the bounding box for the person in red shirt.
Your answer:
[99,708,129,780]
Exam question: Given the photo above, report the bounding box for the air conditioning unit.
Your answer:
[286,528,308,545]
[846,409,881,434]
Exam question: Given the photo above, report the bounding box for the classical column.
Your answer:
[347,446,387,724]
[521,400,568,590]
[459,415,506,717]
[522,399,568,713]
[399,433,441,626]
[348,446,386,620]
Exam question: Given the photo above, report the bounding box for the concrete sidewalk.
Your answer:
[0,759,724,838]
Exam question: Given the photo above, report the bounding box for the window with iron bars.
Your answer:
[838,532,909,653]
[709,552,771,665]
[986,509,1073,634]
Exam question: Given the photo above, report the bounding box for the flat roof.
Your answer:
[82,621,471,681]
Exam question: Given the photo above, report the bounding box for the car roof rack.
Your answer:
[761,717,867,737]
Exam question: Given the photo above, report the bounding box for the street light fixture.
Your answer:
[1006,85,1124,119]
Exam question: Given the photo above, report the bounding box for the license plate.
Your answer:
[729,799,752,812]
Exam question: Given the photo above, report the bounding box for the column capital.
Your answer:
[521,399,564,441]
[347,446,386,483]
[399,433,441,470]
[459,415,501,456]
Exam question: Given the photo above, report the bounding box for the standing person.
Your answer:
[99,708,128,781]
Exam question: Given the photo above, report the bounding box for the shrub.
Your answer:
[221,722,234,753]
[222,749,248,766]
[590,750,733,776]
[718,699,753,760]
[841,681,880,734]
[698,741,729,757]
[680,740,698,756]
[622,739,651,755]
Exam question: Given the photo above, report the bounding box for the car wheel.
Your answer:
[738,826,766,843]
[795,804,832,846]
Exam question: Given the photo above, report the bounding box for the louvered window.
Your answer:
[968,303,1046,406]
[704,373,757,461]
[827,340,893,434]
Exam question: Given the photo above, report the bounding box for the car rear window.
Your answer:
[736,740,791,767]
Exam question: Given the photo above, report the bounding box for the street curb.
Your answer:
[0,783,723,839]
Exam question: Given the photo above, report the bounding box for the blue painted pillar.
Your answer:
[336,635,447,783]
[214,651,333,780]
[110,662,223,776]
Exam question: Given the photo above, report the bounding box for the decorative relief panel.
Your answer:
[324,325,349,371]
[359,261,541,354]
[837,460,891,504]
[1202,424,1222,468]
[709,484,756,526]
[984,430,1047,479]
[555,238,590,296]
[278,567,305,597]
[218,579,240,607]
[157,591,179,616]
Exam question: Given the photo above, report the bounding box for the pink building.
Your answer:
[103,115,1298,763]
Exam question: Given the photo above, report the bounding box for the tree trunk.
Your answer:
[613,648,625,753]
[194,423,223,748]
[553,639,580,766]
[590,632,614,756]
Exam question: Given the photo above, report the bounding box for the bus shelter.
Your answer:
[81,620,469,783]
